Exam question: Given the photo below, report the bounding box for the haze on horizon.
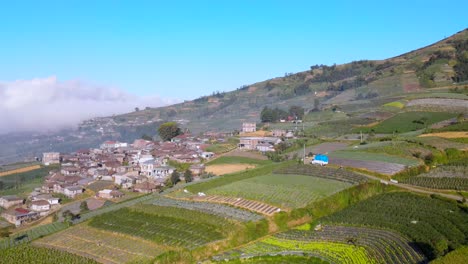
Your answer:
[0,0,466,134]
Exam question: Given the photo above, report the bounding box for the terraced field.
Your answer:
[275,225,426,264]
[89,205,233,249]
[147,196,263,222]
[275,165,368,184]
[322,192,468,259]
[407,98,468,111]
[35,225,164,264]
[214,235,374,264]
[204,174,351,208]
[192,195,280,216]
[401,165,468,190]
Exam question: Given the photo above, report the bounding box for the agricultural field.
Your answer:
[89,205,233,249]
[329,150,421,166]
[321,192,468,260]
[414,136,468,150]
[205,164,256,176]
[307,142,349,154]
[205,143,237,154]
[273,225,426,264]
[192,195,280,216]
[147,196,263,222]
[420,131,468,139]
[35,225,164,264]
[357,111,457,133]
[401,165,468,190]
[0,165,57,196]
[274,164,368,184]
[406,98,468,111]
[214,255,329,264]
[0,245,98,264]
[0,164,41,177]
[1,222,68,249]
[353,140,434,158]
[204,174,351,209]
[214,236,374,264]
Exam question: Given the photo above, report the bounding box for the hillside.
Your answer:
[113,29,468,133]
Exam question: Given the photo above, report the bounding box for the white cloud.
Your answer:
[0,76,179,134]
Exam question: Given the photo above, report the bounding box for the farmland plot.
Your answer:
[35,225,163,264]
[147,196,263,222]
[328,157,406,175]
[401,165,468,190]
[192,195,280,216]
[205,174,351,208]
[89,205,232,249]
[407,98,468,111]
[322,192,468,260]
[308,142,349,154]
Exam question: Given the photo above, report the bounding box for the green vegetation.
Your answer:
[158,122,182,141]
[0,245,98,264]
[0,165,57,195]
[1,222,68,249]
[89,206,230,249]
[431,246,468,264]
[217,255,329,264]
[207,174,351,208]
[186,162,291,194]
[401,165,468,190]
[275,165,368,184]
[322,192,468,259]
[357,112,457,133]
[383,101,405,109]
[205,143,237,154]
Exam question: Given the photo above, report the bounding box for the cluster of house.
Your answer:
[42,134,213,196]
[0,194,60,226]
[238,123,293,152]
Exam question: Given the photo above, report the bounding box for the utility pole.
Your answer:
[303,144,306,164]
[360,130,363,144]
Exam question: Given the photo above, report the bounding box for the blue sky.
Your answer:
[0,0,466,100]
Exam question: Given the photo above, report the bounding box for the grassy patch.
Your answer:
[0,245,97,264]
[383,101,405,108]
[431,246,468,264]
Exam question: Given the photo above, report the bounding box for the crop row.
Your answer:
[0,222,68,249]
[276,225,426,264]
[35,225,163,263]
[89,207,227,249]
[193,195,280,216]
[275,164,368,184]
[214,237,374,264]
[402,176,468,190]
[0,245,97,264]
[417,165,467,178]
[146,196,263,222]
[321,192,468,260]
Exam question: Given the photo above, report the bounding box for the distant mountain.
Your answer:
[112,28,468,133]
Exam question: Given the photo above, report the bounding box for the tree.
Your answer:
[141,134,153,141]
[158,122,182,141]
[170,171,180,186]
[135,107,140,112]
[184,170,193,183]
[289,105,305,119]
[457,113,465,123]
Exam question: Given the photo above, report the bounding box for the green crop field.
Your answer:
[206,174,351,208]
[0,245,98,264]
[356,111,456,133]
[89,205,233,249]
[35,225,164,264]
[401,165,468,190]
[217,255,329,264]
[322,192,468,260]
[215,236,374,264]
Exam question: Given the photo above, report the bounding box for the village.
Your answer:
[0,122,303,227]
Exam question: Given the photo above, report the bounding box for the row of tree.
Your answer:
[260,105,305,123]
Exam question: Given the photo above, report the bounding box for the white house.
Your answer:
[0,195,23,209]
[42,152,60,165]
[242,122,257,133]
[30,200,51,212]
[63,186,84,198]
[31,194,60,205]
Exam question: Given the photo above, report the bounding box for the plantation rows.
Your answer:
[418,165,467,178]
[73,193,155,224]
[0,222,68,249]
[89,207,226,249]
[214,237,374,264]
[193,195,280,215]
[402,177,468,190]
[322,192,468,259]
[276,225,426,264]
[0,245,98,264]
[35,225,162,264]
[275,165,368,184]
[147,196,263,222]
